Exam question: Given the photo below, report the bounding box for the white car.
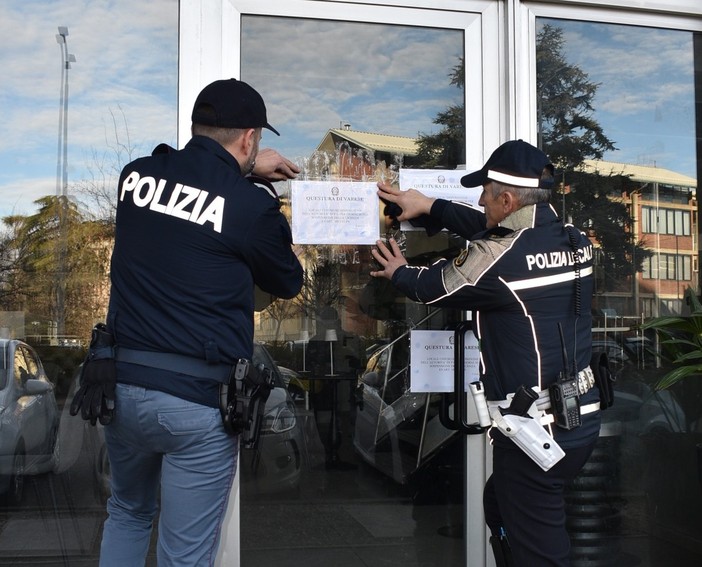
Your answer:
[0,339,60,504]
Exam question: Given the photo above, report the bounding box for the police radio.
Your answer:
[549,323,582,430]
[549,377,581,430]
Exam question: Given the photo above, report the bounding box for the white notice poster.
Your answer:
[291,180,380,244]
[398,169,483,232]
[410,329,480,393]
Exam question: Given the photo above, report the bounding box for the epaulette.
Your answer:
[247,175,279,201]
[471,226,513,240]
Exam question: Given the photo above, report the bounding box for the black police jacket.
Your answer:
[107,136,303,407]
[392,201,600,448]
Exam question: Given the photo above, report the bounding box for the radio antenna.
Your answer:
[557,322,569,376]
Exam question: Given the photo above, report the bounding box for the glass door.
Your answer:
[219,2,494,566]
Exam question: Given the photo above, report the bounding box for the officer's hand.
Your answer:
[70,359,117,426]
[253,149,300,181]
[70,323,117,426]
[370,238,408,281]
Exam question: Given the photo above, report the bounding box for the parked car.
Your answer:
[240,343,304,495]
[355,333,687,487]
[90,342,304,502]
[353,335,460,486]
[0,339,60,504]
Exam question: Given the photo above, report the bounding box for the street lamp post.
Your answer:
[56,27,76,198]
[55,26,76,340]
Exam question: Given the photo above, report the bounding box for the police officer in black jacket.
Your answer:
[96,79,303,566]
[371,140,600,567]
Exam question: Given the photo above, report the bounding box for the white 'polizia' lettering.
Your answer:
[525,244,593,271]
[119,171,224,233]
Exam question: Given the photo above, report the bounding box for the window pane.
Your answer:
[241,14,468,566]
[537,17,701,565]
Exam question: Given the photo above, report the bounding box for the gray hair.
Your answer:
[490,166,552,205]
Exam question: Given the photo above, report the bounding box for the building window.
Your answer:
[643,253,691,280]
[642,206,691,236]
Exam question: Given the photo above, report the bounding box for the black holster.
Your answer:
[219,359,274,449]
[591,350,615,409]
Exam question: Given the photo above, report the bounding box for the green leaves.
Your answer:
[640,287,702,389]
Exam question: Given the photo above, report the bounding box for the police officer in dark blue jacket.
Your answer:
[98,78,303,566]
[371,140,600,567]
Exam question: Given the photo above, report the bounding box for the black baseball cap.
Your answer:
[191,78,280,136]
[460,140,554,189]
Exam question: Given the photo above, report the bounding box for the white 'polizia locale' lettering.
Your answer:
[120,171,225,233]
[525,245,593,271]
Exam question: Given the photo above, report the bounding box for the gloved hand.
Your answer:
[69,324,117,426]
[381,198,444,236]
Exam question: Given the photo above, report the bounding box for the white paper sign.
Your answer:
[291,180,380,244]
[410,329,480,393]
[399,169,483,231]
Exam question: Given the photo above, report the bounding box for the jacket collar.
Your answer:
[187,135,243,175]
[500,202,558,231]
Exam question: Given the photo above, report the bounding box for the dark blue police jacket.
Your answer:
[393,200,599,448]
[107,136,303,407]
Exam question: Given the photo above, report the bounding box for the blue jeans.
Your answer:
[100,383,238,567]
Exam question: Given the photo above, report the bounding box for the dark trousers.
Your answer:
[483,439,596,567]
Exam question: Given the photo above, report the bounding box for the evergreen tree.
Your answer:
[536,24,616,169]
[563,171,649,292]
[414,58,465,168]
[0,196,112,340]
[537,23,649,291]
[413,26,649,296]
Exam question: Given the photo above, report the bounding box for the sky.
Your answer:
[549,18,698,181]
[240,16,465,162]
[0,0,179,220]
[0,3,698,221]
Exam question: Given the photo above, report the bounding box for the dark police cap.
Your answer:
[460,139,554,189]
[191,78,280,136]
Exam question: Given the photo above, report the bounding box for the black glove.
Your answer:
[69,324,117,426]
[381,198,443,236]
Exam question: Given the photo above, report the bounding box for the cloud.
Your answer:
[560,23,694,117]
[242,16,463,160]
[2,4,470,216]
[0,175,56,219]
[7,6,692,219]
[545,18,697,177]
[0,0,178,218]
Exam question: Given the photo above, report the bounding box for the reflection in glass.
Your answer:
[241,14,467,567]
[537,17,701,566]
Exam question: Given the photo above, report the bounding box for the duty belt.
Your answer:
[115,347,236,383]
[488,366,600,426]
